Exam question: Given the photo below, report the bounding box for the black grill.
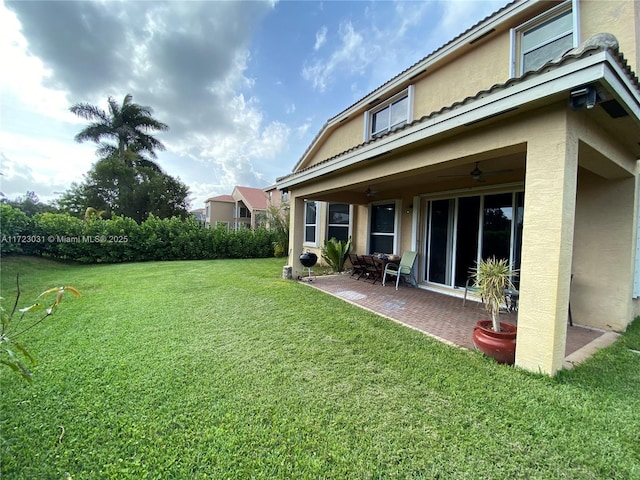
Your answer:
[299,251,318,282]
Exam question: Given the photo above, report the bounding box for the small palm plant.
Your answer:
[321,237,353,273]
[1,275,80,382]
[471,257,518,331]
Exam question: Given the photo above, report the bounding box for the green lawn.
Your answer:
[1,256,639,479]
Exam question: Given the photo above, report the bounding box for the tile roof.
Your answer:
[206,194,234,203]
[277,33,638,184]
[234,186,268,210]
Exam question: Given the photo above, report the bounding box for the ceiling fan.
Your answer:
[440,162,512,183]
[365,187,379,198]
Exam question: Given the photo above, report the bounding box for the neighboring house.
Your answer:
[204,186,268,230]
[190,208,206,226]
[276,0,640,375]
[265,184,288,209]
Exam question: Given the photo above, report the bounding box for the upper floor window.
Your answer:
[304,201,318,245]
[364,86,414,140]
[238,206,250,218]
[512,2,578,76]
[327,203,350,243]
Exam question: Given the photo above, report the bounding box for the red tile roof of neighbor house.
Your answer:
[206,194,234,203]
[234,186,268,210]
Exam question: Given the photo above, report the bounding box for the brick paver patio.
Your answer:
[303,273,615,367]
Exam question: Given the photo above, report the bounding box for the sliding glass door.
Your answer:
[424,192,523,288]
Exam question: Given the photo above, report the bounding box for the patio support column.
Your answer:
[288,194,306,279]
[515,110,578,375]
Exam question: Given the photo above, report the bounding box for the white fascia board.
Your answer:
[279,52,616,190]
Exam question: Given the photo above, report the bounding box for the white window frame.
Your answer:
[363,86,414,141]
[326,203,352,243]
[303,200,319,246]
[510,0,579,78]
[367,200,401,255]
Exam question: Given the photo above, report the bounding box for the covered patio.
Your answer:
[303,273,619,369]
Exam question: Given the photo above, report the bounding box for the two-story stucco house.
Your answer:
[276,0,640,374]
[204,186,268,230]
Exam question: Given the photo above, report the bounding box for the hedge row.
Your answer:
[0,204,279,263]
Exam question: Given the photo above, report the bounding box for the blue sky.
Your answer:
[0,0,506,209]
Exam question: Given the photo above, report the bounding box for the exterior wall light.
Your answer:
[570,85,598,110]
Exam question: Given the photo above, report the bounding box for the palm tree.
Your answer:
[70,94,169,171]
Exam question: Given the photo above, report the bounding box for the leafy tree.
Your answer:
[65,94,188,222]
[70,93,168,171]
[57,159,189,222]
[3,191,58,217]
[265,201,289,257]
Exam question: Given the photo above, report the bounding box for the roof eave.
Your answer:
[278,51,638,190]
[292,0,543,172]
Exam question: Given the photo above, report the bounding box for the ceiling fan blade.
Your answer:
[482,169,513,176]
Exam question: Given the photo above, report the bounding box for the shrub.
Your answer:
[321,237,353,273]
[3,207,280,263]
[0,204,29,255]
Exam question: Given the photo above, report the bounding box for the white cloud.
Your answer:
[302,21,374,93]
[300,1,506,97]
[314,25,327,50]
[438,1,505,42]
[0,1,285,207]
[0,131,95,201]
[0,6,76,124]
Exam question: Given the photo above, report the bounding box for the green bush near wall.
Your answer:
[0,204,278,263]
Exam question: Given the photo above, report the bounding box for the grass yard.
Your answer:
[1,256,639,479]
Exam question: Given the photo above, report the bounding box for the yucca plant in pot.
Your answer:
[471,256,518,365]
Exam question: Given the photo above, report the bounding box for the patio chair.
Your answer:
[462,277,483,307]
[463,276,519,312]
[348,253,366,280]
[360,255,383,284]
[382,251,418,290]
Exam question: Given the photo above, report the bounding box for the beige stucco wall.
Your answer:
[206,200,233,226]
[305,116,364,169]
[413,35,511,120]
[581,0,638,73]
[573,169,636,331]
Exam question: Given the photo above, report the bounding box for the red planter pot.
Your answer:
[473,320,517,365]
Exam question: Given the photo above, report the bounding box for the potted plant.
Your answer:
[471,257,518,365]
